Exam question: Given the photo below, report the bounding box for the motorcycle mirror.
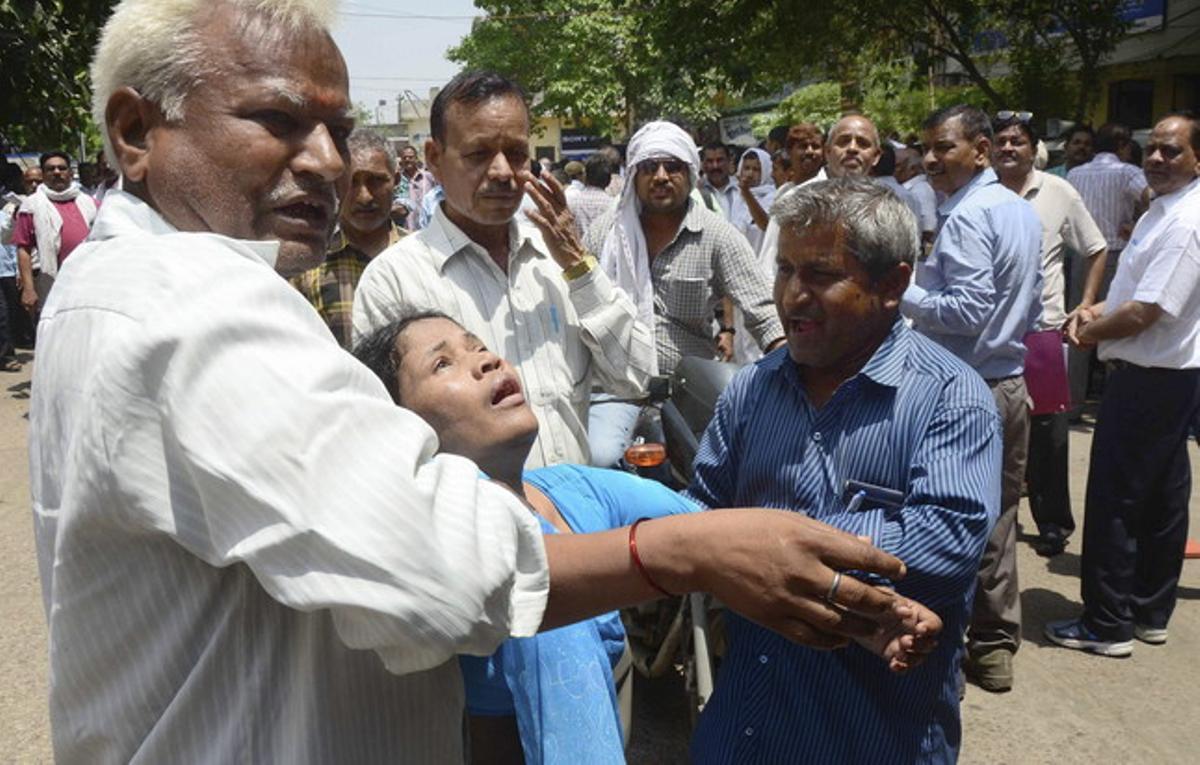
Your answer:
[624,442,667,468]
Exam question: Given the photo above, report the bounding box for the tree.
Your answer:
[448,1,740,137]
[0,0,118,156]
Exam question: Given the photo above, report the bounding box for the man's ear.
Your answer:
[974,136,992,169]
[878,261,913,310]
[105,87,161,184]
[424,137,442,179]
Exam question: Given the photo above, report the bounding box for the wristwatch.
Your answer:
[562,254,597,281]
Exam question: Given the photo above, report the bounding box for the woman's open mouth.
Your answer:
[491,374,525,408]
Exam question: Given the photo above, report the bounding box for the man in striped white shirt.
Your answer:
[29,2,917,762]
[1067,122,1150,285]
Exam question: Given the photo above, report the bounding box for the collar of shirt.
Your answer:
[1017,169,1045,200]
[763,316,909,398]
[1090,152,1123,166]
[89,188,280,268]
[423,202,543,273]
[327,223,403,255]
[937,167,998,218]
[1150,176,1200,216]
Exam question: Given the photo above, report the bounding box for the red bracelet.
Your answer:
[629,518,673,597]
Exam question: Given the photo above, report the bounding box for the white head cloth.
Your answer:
[598,121,700,375]
[17,182,96,278]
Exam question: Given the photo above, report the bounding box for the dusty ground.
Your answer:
[2,357,1198,763]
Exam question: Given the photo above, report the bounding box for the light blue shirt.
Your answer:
[0,208,17,277]
[686,320,1000,763]
[901,168,1043,379]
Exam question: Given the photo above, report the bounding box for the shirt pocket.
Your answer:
[659,276,713,323]
[535,301,590,404]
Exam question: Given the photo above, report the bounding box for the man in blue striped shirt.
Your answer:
[688,177,1000,763]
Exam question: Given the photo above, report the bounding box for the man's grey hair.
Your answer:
[347,129,397,174]
[91,0,337,165]
[771,177,919,279]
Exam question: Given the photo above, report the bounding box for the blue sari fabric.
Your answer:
[460,465,698,764]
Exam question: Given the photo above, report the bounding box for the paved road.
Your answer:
[2,357,1198,762]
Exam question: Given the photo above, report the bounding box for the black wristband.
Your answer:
[718,326,735,335]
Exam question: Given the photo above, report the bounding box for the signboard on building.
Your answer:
[1123,0,1165,33]
[719,115,757,147]
[560,128,606,153]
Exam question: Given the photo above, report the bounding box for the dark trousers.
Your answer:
[970,375,1028,653]
[0,276,33,348]
[1026,412,1074,539]
[1081,363,1200,641]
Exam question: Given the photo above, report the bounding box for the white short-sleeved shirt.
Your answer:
[31,190,549,763]
[1018,170,1108,328]
[1100,178,1200,369]
[353,204,654,468]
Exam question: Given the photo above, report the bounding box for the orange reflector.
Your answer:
[1186,539,1200,559]
[625,442,667,467]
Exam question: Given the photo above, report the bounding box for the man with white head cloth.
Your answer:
[30,3,914,762]
[583,121,783,464]
[584,121,784,376]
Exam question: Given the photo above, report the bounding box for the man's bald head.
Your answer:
[825,115,882,178]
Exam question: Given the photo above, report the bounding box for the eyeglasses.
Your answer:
[636,158,688,176]
[996,110,1033,123]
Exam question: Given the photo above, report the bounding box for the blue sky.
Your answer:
[331,1,482,122]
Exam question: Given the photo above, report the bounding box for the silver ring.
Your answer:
[825,571,843,604]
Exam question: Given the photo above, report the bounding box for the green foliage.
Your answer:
[0,0,118,157]
[448,1,747,137]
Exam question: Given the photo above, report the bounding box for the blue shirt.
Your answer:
[686,320,1000,764]
[902,168,1043,379]
[459,465,698,765]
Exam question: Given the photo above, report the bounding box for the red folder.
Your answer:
[1023,330,1072,416]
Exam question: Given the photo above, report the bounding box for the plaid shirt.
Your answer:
[585,200,783,374]
[292,226,404,348]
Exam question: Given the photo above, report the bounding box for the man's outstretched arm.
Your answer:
[542,509,907,649]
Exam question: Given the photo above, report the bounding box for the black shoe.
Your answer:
[1032,534,1067,557]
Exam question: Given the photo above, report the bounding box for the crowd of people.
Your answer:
[11,0,1200,763]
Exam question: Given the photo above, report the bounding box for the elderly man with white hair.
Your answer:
[31,3,915,761]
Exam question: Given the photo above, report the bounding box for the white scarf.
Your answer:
[598,121,701,375]
[18,183,97,277]
[731,147,777,248]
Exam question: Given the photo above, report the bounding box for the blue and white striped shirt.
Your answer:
[687,319,1000,764]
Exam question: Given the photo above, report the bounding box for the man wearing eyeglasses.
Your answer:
[584,120,785,377]
[354,70,654,469]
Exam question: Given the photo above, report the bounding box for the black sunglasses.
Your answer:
[636,158,688,176]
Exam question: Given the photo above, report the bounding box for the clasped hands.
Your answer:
[1062,304,1100,349]
[683,509,941,674]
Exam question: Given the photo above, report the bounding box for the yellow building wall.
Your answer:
[1091,55,1200,127]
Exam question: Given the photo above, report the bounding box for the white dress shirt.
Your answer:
[1099,178,1200,369]
[1067,152,1148,251]
[353,204,654,468]
[30,190,549,764]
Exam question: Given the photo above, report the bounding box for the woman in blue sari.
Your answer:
[354,311,697,764]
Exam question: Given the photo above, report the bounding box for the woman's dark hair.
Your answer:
[352,310,455,404]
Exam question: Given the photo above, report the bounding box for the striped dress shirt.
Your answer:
[1066,153,1148,252]
[686,319,1000,764]
[30,190,549,763]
